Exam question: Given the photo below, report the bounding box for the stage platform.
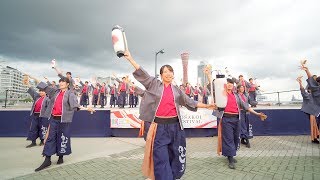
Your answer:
[0,107,310,137]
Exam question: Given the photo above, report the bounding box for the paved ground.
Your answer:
[1,136,320,180]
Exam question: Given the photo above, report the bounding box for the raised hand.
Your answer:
[22,75,30,86]
[123,50,133,61]
[296,76,303,84]
[300,59,307,67]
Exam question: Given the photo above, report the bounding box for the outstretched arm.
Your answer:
[300,60,312,78]
[53,66,63,76]
[123,51,140,70]
[23,76,40,101]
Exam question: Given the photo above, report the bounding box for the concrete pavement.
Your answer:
[1,136,319,180]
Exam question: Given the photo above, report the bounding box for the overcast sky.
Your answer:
[1,0,320,100]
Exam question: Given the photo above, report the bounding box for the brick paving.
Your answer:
[14,136,320,180]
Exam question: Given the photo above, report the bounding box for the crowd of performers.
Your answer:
[298,61,320,144]
[121,51,268,179]
[22,53,320,179]
[24,52,263,176]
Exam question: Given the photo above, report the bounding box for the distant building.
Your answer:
[197,61,208,87]
[0,64,29,100]
[96,76,113,85]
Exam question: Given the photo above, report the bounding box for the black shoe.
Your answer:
[228,162,235,169]
[35,157,51,172]
[26,142,37,148]
[57,156,64,165]
[241,138,246,145]
[312,139,320,144]
[39,140,44,146]
[233,158,237,163]
[246,141,251,148]
[100,106,104,108]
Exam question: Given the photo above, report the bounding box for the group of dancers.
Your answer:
[23,52,320,180]
[298,60,320,144]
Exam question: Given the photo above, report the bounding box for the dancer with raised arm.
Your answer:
[123,50,216,180]
[34,77,95,172]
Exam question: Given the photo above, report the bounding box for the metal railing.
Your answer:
[0,89,303,108]
[1,89,30,108]
[257,89,302,106]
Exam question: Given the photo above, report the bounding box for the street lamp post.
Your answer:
[155,49,165,77]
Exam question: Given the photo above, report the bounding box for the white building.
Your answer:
[0,64,29,100]
[197,61,208,87]
[96,76,114,85]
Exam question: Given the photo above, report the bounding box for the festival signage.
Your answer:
[110,108,217,128]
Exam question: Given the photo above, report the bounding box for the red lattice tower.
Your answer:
[181,52,189,85]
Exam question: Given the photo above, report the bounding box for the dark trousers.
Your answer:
[153,123,186,180]
[222,116,240,157]
[249,91,256,102]
[240,111,253,139]
[134,95,138,107]
[80,94,88,106]
[27,115,49,141]
[93,94,98,105]
[202,96,208,104]
[110,94,117,107]
[129,94,134,106]
[100,93,105,107]
[43,119,71,156]
[119,91,126,107]
[193,95,198,101]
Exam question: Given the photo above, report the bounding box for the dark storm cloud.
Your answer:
[1,0,320,80]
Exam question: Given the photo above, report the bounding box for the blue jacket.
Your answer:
[212,92,250,119]
[27,87,51,118]
[37,82,80,123]
[306,77,320,106]
[134,86,145,97]
[300,87,320,116]
[133,67,198,129]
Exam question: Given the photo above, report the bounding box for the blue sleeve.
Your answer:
[134,86,145,97]
[179,89,198,111]
[115,77,121,83]
[236,94,250,111]
[306,77,320,97]
[300,88,310,100]
[58,74,65,79]
[27,87,40,101]
[69,92,80,111]
[132,67,158,90]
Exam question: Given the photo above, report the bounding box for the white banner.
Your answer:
[110,108,217,128]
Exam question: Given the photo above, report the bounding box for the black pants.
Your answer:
[119,91,126,107]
